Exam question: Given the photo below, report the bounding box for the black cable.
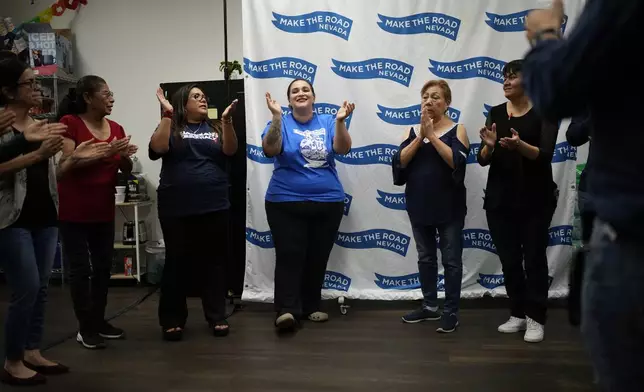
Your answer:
[41,286,241,352]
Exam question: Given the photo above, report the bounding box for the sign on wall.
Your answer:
[242,0,584,302]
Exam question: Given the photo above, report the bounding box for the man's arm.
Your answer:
[522,0,642,121]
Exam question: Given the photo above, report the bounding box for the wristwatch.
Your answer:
[531,28,561,46]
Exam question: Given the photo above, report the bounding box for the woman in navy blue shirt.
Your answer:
[392,80,470,333]
[149,84,238,341]
[262,78,354,331]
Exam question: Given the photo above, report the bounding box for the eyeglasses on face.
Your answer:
[190,93,208,103]
[17,80,41,90]
[99,91,115,98]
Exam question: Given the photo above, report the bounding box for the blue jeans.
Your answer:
[0,227,58,361]
[582,219,644,391]
[412,218,464,315]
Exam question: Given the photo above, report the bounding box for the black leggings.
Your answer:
[265,201,344,319]
[158,210,229,329]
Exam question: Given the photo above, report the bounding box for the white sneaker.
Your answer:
[497,316,527,333]
[524,317,544,343]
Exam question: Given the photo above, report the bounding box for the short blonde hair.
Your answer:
[420,79,452,106]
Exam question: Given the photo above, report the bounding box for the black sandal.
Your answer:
[162,327,183,342]
[211,320,229,337]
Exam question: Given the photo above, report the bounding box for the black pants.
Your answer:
[158,210,228,329]
[486,206,555,325]
[265,201,344,319]
[59,221,115,334]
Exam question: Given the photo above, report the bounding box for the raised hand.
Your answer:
[0,109,16,133]
[222,99,238,121]
[336,101,355,122]
[72,138,112,160]
[500,128,520,150]
[420,105,433,140]
[24,120,67,142]
[265,92,282,116]
[479,123,497,148]
[156,87,173,113]
[37,135,64,158]
[525,0,564,42]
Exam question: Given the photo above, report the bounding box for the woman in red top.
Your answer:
[56,75,138,350]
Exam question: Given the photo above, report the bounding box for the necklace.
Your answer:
[185,122,203,133]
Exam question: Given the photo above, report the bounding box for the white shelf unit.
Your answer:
[113,201,153,282]
[33,69,78,120]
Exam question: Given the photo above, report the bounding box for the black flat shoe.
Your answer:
[0,369,47,386]
[162,327,183,342]
[211,320,230,337]
[23,361,70,375]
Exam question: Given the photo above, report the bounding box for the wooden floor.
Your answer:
[0,285,595,391]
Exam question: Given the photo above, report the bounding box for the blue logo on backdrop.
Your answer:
[331,58,414,87]
[335,144,398,166]
[377,12,461,40]
[343,193,353,216]
[478,273,505,289]
[244,57,318,83]
[282,103,353,129]
[247,144,274,164]
[552,142,577,163]
[246,228,274,248]
[336,229,410,256]
[323,271,352,291]
[549,225,573,246]
[429,57,506,84]
[485,10,568,34]
[376,190,406,210]
[374,272,444,291]
[483,103,492,118]
[272,11,353,40]
[467,143,481,164]
[376,104,461,125]
[462,229,497,254]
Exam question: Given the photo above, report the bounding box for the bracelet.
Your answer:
[162,110,173,119]
[222,117,233,124]
[531,28,561,46]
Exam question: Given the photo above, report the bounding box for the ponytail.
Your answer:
[56,89,80,121]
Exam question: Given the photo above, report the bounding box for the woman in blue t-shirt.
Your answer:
[392,80,470,334]
[149,84,238,341]
[262,78,354,331]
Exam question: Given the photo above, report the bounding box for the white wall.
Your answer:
[2,0,244,240]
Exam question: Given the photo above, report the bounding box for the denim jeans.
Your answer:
[582,219,644,391]
[411,218,464,316]
[0,227,58,360]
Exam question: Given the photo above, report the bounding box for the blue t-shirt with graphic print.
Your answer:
[262,113,344,202]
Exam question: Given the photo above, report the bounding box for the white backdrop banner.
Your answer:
[241,0,585,302]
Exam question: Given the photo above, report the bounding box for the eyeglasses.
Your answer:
[100,91,115,98]
[17,80,41,90]
[190,93,208,103]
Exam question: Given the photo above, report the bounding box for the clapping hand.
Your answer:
[525,0,564,42]
[37,136,64,158]
[499,128,520,150]
[72,138,112,160]
[479,123,497,149]
[156,87,173,113]
[420,104,434,141]
[110,135,131,157]
[222,99,238,121]
[336,101,355,122]
[265,92,282,116]
[24,120,67,142]
[0,109,16,134]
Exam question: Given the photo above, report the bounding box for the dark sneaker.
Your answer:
[402,307,441,323]
[99,322,125,339]
[436,313,459,333]
[76,332,106,349]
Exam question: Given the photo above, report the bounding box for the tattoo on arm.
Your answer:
[265,116,282,147]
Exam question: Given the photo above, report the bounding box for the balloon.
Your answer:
[51,1,66,17]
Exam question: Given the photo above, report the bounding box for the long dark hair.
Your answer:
[170,83,221,142]
[0,51,29,105]
[57,75,106,120]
